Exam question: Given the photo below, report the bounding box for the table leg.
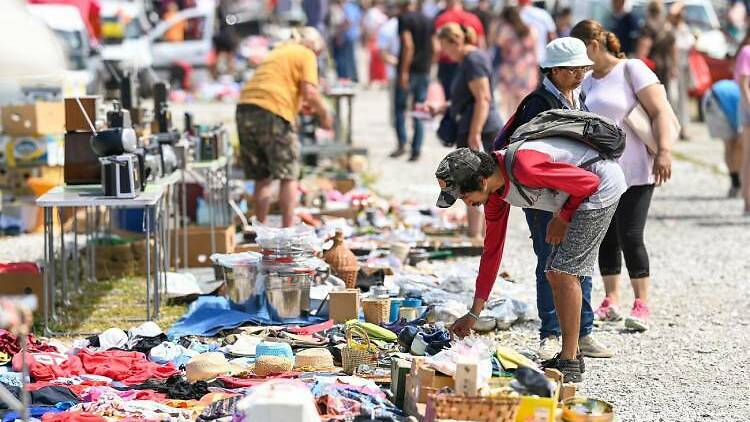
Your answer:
[334,98,342,143]
[145,206,152,320]
[43,207,53,336]
[73,207,81,295]
[182,171,188,269]
[58,208,69,307]
[209,170,216,254]
[347,96,353,145]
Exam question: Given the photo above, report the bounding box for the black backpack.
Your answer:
[492,87,560,150]
[502,109,625,205]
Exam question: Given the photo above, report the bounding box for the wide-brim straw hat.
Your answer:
[186,352,245,383]
[293,348,339,372]
[254,355,294,377]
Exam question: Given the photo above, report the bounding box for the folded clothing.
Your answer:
[77,349,179,385]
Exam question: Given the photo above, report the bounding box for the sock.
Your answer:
[730,172,740,188]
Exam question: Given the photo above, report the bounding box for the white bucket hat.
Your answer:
[540,37,594,69]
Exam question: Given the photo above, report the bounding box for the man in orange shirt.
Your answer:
[236,27,332,227]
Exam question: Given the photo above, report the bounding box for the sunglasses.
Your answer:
[559,66,592,74]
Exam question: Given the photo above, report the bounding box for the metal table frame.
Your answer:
[36,184,166,336]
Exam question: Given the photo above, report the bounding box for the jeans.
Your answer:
[524,208,594,339]
[333,38,358,82]
[394,73,429,154]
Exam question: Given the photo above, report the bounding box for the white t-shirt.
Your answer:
[520,5,555,63]
[377,17,400,79]
[581,59,660,187]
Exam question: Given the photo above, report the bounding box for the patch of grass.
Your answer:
[36,276,187,337]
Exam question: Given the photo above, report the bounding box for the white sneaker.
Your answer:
[538,336,561,361]
[579,334,614,358]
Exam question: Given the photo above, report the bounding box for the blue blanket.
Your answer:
[168,296,327,338]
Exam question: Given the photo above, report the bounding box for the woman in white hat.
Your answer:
[491,37,613,364]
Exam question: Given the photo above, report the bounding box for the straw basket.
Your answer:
[323,229,360,289]
[338,268,359,289]
[362,298,391,324]
[430,393,521,422]
[341,325,376,375]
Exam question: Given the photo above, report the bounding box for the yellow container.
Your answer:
[488,376,560,422]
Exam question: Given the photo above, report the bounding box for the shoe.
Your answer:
[542,351,585,374]
[728,186,740,198]
[538,336,561,361]
[423,329,452,355]
[542,353,583,383]
[594,298,623,322]
[408,153,420,162]
[389,147,406,158]
[625,299,650,332]
[579,334,613,358]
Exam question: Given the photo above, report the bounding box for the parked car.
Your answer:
[99,0,153,68]
[27,4,102,95]
[148,1,216,70]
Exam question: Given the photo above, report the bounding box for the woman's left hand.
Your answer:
[653,150,672,185]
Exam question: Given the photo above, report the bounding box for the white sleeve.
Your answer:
[628,59,660,93]
[544,12,556,33]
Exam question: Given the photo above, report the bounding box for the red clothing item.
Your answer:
[434,6,485,62]
[42,411,107,422]
[12,352,84,382]
[0,329,59,355]
[474,150,600,301]
[77,349,179,385]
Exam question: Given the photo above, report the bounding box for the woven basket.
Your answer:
[323,230,360,288]
[362,298,391,324]
[339,268,359,289]
[341,325,376,375]
[254,355,294,376]
[430,393,521,422]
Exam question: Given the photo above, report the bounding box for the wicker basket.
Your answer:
[429,393,521,422]
[362,298,391,324]
[338,268,359,289]
[341,325,376,375]
[323,230,360,289]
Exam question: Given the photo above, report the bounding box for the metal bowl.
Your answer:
[562,397,614,422]
[473,316,497,332]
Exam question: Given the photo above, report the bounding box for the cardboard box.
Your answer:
[328,289,360,323]
[169,225,236,268]
[2,102,65,136]
[64,96,99,132]
[1,134,64,168]
[0,271,45,311]
[64,132,100,185]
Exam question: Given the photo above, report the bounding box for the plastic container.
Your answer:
[403,298,422,308]
[389,298,404,322]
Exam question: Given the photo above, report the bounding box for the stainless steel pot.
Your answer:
[264,266,314,319]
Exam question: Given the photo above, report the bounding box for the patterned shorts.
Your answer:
[236,104,300,180]
[546,203,618,277]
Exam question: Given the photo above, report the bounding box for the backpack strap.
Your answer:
[503,141,534,206]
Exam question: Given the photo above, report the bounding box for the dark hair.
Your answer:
[556,7,572,18]
[458,151,497,194]
[501,6,530,39]
[570,19,625,59]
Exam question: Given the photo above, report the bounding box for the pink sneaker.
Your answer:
[594,298,622,322]
[625,299,650,332]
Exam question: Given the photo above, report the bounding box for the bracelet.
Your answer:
[467,311,479,320]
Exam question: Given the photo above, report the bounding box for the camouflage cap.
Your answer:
[434,148,482,208]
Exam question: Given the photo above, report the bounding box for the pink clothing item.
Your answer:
[582,59,660,187]
[735,45,750,83]
[77,349,179,385]
[83,386,166,402]
[42,412,107,422]
[287,319,335,336]
[496,25,539,100]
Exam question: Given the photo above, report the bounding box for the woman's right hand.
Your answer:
[653,150,672,185]
[450,313,477,338]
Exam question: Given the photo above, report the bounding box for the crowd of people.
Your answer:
[233,0,750,383]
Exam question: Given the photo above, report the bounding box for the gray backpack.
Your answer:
[502,109,625,205]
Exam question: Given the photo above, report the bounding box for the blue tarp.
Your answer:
[167,296,327,338]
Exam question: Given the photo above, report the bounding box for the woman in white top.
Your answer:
[571,20,673,332]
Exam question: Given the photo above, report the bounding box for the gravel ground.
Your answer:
[2,87,748,420]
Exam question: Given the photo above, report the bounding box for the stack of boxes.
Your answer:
[63,96,101,185]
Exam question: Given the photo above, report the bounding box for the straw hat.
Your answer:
[186,352,243,383]
[254,355,294,377]
[293,348,338,372]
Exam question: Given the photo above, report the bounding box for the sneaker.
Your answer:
[579,334,613,358]
[389,147,406,158]
[542,353,583,383]
[624,299,650,332]
[408,153,420,162]
[594,298,623,322]
[542,351,585,374]
[538,336,561,361]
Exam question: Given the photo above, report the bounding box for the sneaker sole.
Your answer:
[625,317,649,332]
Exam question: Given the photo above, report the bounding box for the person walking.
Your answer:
[330,0,362,82]
[668,3,695,140]
[390,0,434,161]
[493,38,612,361]
[518,0,556,66]
[364,0,389,87]
[607,0,639,57]
[236,28,332,228]
[434,0,486,99]
[428,23,502,238]
[496,6,538,120]
[702,80,743,198]
[733,29,750,214]
[440,141,627,383]
[572,20,674,331]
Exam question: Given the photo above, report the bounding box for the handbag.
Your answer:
[437,108,458,147]
[622,59,681,155]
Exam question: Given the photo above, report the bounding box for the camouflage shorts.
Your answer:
[236,104,300,180]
